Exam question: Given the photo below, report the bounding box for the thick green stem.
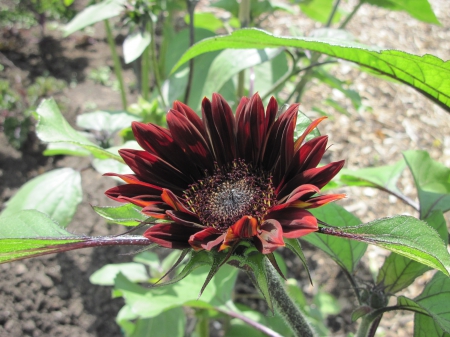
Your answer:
[104,19,127,110]
[195,310,210,337]
[355,311,382,337]
[148,18,166,108]
[237,0,251,98]
[287,52,320,103]
[339,1,363,29]
[264,259,316,337]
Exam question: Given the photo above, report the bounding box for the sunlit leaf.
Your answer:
[414,311,450,337]
[365,0,439,24]
[1,168,82,228]
[93,203,149,226]
[76,110,141,134]
[123,30,152,64]
[398,272,450,334]
[64,0,126,36]
[403,150,450,218]
[377,211,447,294]
[172,29,450,112]
[299,0,342,24]
[304,204,366,273]
[36,99,122,161]
[185,13,224,32]
[321,215,450,276]
[43,142,90,157]
[90,263,149,285]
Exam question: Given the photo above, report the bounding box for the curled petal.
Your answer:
[141,202,172,218]
[294,116,327,151]
[254,219,285,254]
[189,228,225,251]
[230,216,259,238]
[105,184,162,206]
[291,193,346,209]
[166,210,203,227]
[144,223,200,249]
[266,208,318,238]
[161,189,196,216]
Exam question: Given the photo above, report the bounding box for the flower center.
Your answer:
[184,160,276,231]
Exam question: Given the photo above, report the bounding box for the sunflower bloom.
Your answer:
[105,93,345,255]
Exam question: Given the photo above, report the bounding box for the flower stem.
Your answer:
[325,0,341,27]
[148,17,167,108]
[184,0,199,104]
[339,1,363,29]
[264,259,316,337]
[141,23,150,100]
[104,19,127,110]
[237,0,251,98]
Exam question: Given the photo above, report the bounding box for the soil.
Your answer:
[0,0,449,336]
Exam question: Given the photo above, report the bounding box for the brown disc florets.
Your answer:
[183,160,276,231]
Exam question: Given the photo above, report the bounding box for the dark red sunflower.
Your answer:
[105,93,345,255]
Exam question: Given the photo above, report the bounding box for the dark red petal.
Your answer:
[262,103,299,185]
[189,228,225,251]
[235,96,249,124]
[105,184,161,206]
[104,173,163,190]
[131,122,202,179]
[172,100,207,138]
[167,109,214,172]
[141,202,172,218]
[161,189,196,216]
[277,160,345,198]
[220,227,240,251]
[230,216,259,238]
[254,219,285,254]
[143,223,200,249]
[201,94,237,166]
[294,116,327,152]
[119,149,191,192]
[266,208,318,238]
[264,96,278,138]
[273,184,320,210]
[236,93,266,165]
[291,193,346,209]
[166,210,202,227]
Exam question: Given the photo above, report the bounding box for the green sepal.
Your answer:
[284,238,312,285]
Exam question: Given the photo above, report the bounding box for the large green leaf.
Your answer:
[0,210,152,264]
[303,204,366,273]
[76,110,141,134]
[0,168,82,228]
[414,311,450,337]
[90,263,149,285]
[397,272,450,334]
[377,211,447,294]
[403,150,450,218]
[123,30,152,64]
[365,0,439,24]
[36,99,122,161]
[320,215,450,276]
[172,29,450,112]
[128,307,186,337]
[64,0,126,36]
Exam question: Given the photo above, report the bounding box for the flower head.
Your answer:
[105,93,344,256]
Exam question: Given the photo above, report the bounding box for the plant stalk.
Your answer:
[104,19,127,110]
[141,25,150,100]
[184,0,199,104]
[264,259,316,337]
[339,1,363,29]
[355,310,383,337]
[325,0,341,27]
[237,0,251,98]
[148,17,167,109]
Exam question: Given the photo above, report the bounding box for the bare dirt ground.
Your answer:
[0,0,449,336]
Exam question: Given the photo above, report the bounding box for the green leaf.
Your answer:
[414,311,450,337]
[404,150,450,218]
[93,203,149,226]
[92,158,133,177]
[339,159,409,200]
[171,29,450,112]
[284,238,312,283]
[114,264,238,318]
[303,204,366,273]
[321,215,450,276]
[76,110,141,134]
[64,0,127,36]
[300,0,342,24]
[252,51,289,98]
[0,210,83,263]
[294,109,321,143]
[200,48,283,105]
[43,142,91,157]
[36,99,122,161]
[377,211,447,294]
[90,263,149,285]
[128,307,186,337]
[1,168,82,228]
[365,0,439,25]
[123,30,152,64]
[398,272,450,334]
